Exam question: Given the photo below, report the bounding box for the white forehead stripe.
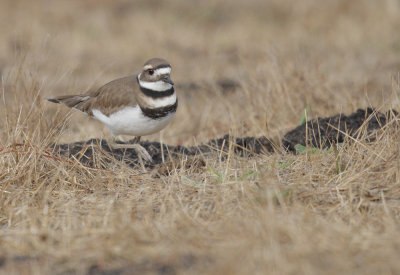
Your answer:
[155,67,171,76]
[139,79,173,91]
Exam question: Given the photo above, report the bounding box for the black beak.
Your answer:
[162,76,174,85]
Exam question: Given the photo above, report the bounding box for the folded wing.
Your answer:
[47,75,138,117]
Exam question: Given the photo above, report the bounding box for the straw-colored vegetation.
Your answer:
[1,0,400,274]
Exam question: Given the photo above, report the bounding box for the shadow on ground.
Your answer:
[52,108,398,169]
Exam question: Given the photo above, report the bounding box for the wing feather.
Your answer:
[48,75,139,117]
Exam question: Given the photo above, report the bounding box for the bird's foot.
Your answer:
[131,143,153,163]
[109,142,153,163]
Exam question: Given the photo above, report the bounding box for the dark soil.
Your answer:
[86,253,205,275]
[53,134,275,169]
[282,108,398,152]
[52,108,398,169]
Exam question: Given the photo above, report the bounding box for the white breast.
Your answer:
[92,105,176,137]
[146,93,177,108]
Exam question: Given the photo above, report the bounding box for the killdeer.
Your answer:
[48,58,177,162]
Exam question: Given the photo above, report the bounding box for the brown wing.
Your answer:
[48,75,139,117]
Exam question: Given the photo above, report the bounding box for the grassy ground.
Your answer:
[1,0,400,274]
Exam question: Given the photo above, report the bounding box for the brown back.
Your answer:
[50,75,140,117]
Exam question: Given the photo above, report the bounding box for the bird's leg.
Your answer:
[132,136,141,144]
[108,136,119,148]
[108,136,126,151]
[108,136,152,163]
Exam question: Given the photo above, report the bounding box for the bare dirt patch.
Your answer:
[53,108,397,169]
[282,108,398,151]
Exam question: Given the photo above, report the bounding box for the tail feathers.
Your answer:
[47,95,90,109]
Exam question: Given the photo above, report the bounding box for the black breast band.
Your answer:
[140,100,178,119]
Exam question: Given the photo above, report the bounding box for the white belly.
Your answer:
[92,105,175,137]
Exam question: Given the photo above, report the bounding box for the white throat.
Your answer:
[138,73,173,92]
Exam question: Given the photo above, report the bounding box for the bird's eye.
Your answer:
[148,69,154,75]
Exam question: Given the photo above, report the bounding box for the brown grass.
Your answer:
[1,0,400,274]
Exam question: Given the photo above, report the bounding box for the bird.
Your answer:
[47,58,177,162]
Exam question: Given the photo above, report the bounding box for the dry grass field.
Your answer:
[1,0,400,274]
